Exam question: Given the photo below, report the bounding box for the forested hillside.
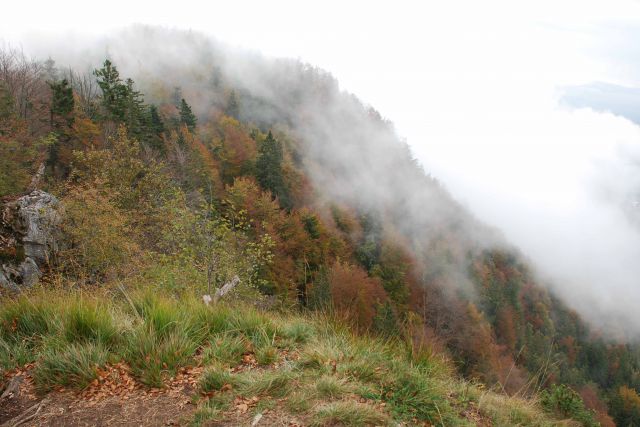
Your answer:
[1,27,640,425]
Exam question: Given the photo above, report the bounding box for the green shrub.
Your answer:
[540,384,599,427]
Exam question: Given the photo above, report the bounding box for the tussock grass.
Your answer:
[238,369,295,398]
[310,401,391,426]
[286,390,314,413]
[314,375,349,399]
[199,365,239,392]
[0,337,33,370]
[0,296,54,341]
[0,288,565,426]
[202,333,247,366]
[476,391,564,427]
[279,320,315,345]
[124,324,198,387]
[32,342,108,392]
[255,345,278,365]
[62,299,118,346]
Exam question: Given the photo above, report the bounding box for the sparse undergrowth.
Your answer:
[0,288,575,426]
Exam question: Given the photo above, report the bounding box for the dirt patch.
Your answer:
[0,365,198,427]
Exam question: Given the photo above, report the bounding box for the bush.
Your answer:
[541,384,599,427]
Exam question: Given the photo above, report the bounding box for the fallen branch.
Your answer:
[1,398,49,427]
[212,275,240,304]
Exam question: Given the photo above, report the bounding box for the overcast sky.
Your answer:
[5,0,640,334]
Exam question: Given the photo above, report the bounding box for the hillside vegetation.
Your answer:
[0,27,639,425]
[1,287,576,426]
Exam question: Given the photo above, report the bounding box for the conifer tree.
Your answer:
[123,78,146,139]
[146,105,165,151]
[255,130,291,209]
[94,59,128,122]
[225,90,240,119]
[179,98,197,132]
[49,78,75,129]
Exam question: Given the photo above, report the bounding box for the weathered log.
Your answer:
[212,275,240,304]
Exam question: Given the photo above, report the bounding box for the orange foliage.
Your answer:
[579,384,615,427]
[328,261,387,330]
[215,115,256,182]
[495,306,517,351]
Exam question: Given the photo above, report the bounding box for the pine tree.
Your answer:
[255,130,291,209]
[146,105,165,151]
[225,90,240,119]
[49,78,74,129]
[179,98,197,132]
[94,59,128,122]
[123,78,146,139]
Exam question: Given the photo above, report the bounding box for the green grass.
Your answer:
[32,342,108,392]
[0,337,33,371]
[0,288,568,426]
[202,333,247,366]
[124,324,199,387]
[255,345,278,365]
[0,295,54,341]
[199,365,239,392]
[62,299,118,346]
[238,369,295,398]
[314,375,349,399]
[310,401,391,426]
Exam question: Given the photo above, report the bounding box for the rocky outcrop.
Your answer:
[0,190,59,290]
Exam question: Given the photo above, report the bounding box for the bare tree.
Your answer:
[64,67,98,117]
[0,47,51,135]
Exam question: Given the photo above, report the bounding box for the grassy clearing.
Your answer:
[0,288,566,426]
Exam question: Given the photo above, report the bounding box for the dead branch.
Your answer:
[213,275,240,303]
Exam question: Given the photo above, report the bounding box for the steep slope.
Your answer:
[0,26,638,425]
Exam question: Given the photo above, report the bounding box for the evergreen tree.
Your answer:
[123,78,146,139]
[255,130,291,209]
[225,90,240,119]
[94,59,128,121]
[49,78,74,129]
[179,98,197,132]
[146,105,165,151]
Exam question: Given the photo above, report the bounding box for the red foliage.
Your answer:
[579,384,615,427]
[327,261,387,330]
